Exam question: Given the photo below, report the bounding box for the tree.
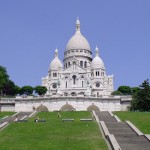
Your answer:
[2,80,16,95]
[131,87,140,94]
[131,79,150,111]
[111,90,123,95]
[21,86,34,95]
[118,86,131,95]
[0,66,9,95]
[14,85,21,95]
[35,86,47,95]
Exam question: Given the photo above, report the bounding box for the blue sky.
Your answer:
[0,0,150,90]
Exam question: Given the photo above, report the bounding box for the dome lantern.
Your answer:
[55,48,58,58]
[95,46,99,57]
[76,17,80,32]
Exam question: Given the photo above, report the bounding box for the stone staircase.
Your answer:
[96,111,150,150]
[2,112,32,123]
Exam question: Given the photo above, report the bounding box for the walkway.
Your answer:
[96,111,150,150]
[1,112,32,123]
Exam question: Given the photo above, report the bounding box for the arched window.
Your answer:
[53,73,57,77]
[82,81,83,87]
[97,92,99,97]
[98,71,99,76]
[68,62,70,67]
[72,75,76,85]
[73,61,76,70]
[96,71,97,76]
[80,61,83,67]
[84,61,87,68]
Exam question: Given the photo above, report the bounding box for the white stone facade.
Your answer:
[14,97,121,112]
[0,96,132,112]
[42,18,114,97]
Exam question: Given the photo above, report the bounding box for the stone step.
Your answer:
[105,122,133,130]
[98,117,117,122]
[105,122,127,126]
[4,112,32,123]
[120,142,150,150]
[96,111,150,150]
[116,135,150,144]
[17,112,32,117]
[109,128,137,135]
[96,111,110,116]
[4,117,15,122]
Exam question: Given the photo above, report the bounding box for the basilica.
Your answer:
[0,19,132,113]
[42,18,114,97]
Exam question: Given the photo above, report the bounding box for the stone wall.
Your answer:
[0,96,131,112]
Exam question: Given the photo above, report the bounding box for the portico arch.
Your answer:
[60,104,76,111]
[36,104,49,112]
[87,104,100,112]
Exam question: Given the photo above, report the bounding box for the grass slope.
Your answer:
[0,112,15,118]
[0,111,108,150]
[113,111,150,134]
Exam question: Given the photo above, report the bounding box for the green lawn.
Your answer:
[0,111,108,150]
[113,111,150,134]
[0,112,15,118]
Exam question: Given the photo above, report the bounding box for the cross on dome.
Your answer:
[76,17,80,32]
[95,46,99,57]
[55,48,58,58]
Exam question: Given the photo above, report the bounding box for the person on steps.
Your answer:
[14,115,18,122]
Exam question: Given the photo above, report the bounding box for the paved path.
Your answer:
[96,111,150,150]
[1,112,32,123]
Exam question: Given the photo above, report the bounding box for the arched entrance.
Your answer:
[87,104,100,112]
[60,104,76,111]
[36,104,49,112]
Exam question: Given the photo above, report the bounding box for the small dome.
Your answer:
[91,47,105,69]
[92,57,104,69]
[66,18,91,51]
[50,49,63,70]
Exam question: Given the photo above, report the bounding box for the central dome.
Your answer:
[66,18,91,51]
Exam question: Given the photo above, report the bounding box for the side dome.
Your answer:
[92,56,104,69]
[50,49,63,70]
[66,18,91,51]
[91,47,105,69]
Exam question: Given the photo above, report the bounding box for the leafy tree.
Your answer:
[35,86,47,95]
[111,90,123,95]
[118,86,131,95]
[131,79,150,111]
[2,80,16,95]
[0,66,9,94]
[14,85,21,95]
[21,86,34,95]
[131,87,140,94]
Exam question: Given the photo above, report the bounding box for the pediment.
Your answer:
[63,64,86,73]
